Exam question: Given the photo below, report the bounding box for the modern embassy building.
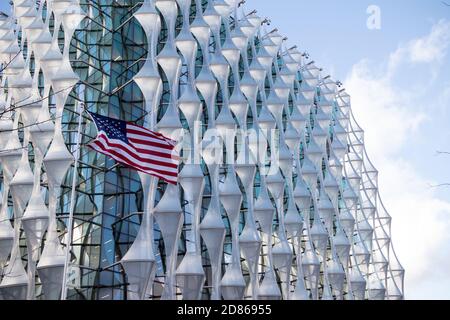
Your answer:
[0,0,405,300]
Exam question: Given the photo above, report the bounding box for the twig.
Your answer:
[429,183,450,188]
[0,83,80,118]
[0,49,22,73]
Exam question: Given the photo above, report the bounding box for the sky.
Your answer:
[243,0,450,300]
[1,1,449,300]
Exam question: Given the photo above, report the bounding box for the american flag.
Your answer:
[87,111,179,185]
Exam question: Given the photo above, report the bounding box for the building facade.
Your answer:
[0,0,405,300]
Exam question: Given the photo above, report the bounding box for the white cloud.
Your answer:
[388,20,450,74]
[344,20,450,300]
[346,59,427,158]
[438,82,450,118]
[377,159,450,299]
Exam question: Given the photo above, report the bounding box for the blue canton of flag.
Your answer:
[88,112,129,144]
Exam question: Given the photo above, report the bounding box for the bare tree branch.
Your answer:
[429,183,450,188]
[0,115,63,133]
[432,149,450,188]
[0,49,22,74]
[0,83,80,119]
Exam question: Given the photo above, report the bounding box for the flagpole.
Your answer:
[61,101,84,300]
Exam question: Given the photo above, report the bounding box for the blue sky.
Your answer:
[1,1,449,300]
[245,0,450,300]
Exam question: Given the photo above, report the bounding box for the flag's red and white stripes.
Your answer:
[89,122,179,185]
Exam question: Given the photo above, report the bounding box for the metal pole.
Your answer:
[61,102,84,300]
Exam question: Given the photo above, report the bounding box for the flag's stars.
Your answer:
[91,113,129,143]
